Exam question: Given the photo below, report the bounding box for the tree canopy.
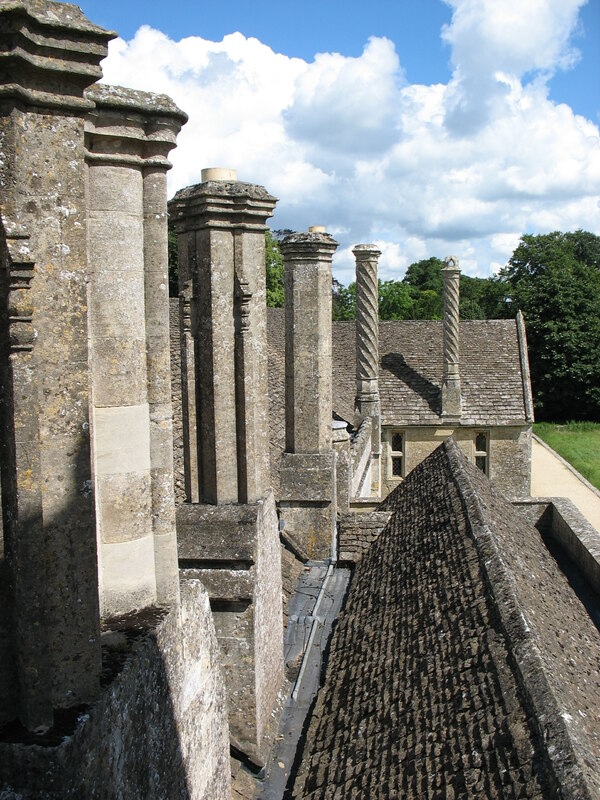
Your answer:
[497,231,600,421]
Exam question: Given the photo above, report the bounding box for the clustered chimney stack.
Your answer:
[353,244,382,494]
[170,169,277,505]
[441,255,462,418]
[169,169,284,761]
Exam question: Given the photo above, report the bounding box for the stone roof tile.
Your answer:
[290,441,600,799]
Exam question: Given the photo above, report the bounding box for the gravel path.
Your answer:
[531,435,600,532]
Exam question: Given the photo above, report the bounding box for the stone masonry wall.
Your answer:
[0,581,231,800]
[337,511,392,563]
[382,424,531,499]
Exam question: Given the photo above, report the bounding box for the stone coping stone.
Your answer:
[2,0,116,38]
[172,181,276,203]
[86,83,188,122]
[176,502,261,562]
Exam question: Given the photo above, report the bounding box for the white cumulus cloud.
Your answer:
[98,0,600,283]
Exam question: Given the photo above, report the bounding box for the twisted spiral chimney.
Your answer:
[441,255,462,418]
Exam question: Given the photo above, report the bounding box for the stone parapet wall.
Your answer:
[515,496,600,595]
[0,581,231,800]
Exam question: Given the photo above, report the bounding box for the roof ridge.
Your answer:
[444,438,593,800]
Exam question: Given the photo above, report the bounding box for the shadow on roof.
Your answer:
[381,352,440,415]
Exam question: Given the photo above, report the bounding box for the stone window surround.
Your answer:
[387,429,405,480]
[475,429,490,475]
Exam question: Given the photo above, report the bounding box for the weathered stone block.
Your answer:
[88,270,146,339]
[176,502,259,562]
[87,211,144,272]
[91,336,148,407]
[100,537,157,615]
[279,451,335,502]
[95,471,152,543]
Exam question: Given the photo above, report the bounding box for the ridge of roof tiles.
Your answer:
[289,439,600,800]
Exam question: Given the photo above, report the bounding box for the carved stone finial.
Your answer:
[443,255,460,271]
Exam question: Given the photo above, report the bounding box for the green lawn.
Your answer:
[534,422,600,492]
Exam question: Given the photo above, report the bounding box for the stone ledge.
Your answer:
[86,83,188,122]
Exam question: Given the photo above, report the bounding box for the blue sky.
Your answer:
[79,0,600,283]
[81,0,600,121]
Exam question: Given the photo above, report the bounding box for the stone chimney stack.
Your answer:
[170,170,277,505]
[441,255,462,418]
[169,171,283,763]
[0,0,114,732]
[279,228,338,559]
[353,244,382,495]
[85,86,187,617]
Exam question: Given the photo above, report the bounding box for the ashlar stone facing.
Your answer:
[85,84,186,617]
[0,0,114,732]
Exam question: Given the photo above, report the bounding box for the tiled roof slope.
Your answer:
[268,310,528,427]
[453,445,600,800]
[266,308,528,492]
[290,440,600,799]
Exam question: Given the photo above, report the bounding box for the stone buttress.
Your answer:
[85,84,187,616]
[279,230,338,560]
[169,170,284,766]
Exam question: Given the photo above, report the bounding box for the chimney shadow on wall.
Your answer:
[381,353,441,415]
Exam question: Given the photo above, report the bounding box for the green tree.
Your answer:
[378,279,414,320]
[498,230,600,421]
[332,280,356,320]
[403,257,444,294]
[265,228,285,307]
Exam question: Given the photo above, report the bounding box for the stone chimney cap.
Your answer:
[308,225,326,233]
[443,255,460,271]
[201,167,237,182]
[280,231,339,251]
[353,243,382,257]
